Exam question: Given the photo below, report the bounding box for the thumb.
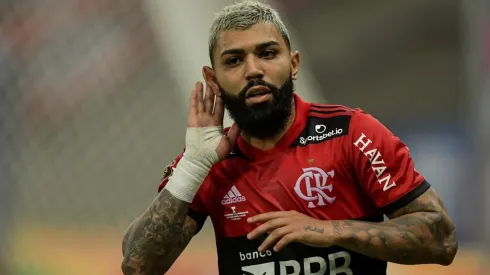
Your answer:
[226,123,241,147]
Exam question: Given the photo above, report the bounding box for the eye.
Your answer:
[225,57,241,66]
[261,50,277,59]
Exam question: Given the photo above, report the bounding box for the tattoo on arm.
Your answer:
[303,226,324,233]
[121,189,198,275]
[332,221,343,237]
[335,188,457,265]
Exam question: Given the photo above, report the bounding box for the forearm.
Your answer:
[121,189,190,275]
[332,212,457,265]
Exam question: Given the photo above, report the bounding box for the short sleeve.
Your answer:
[347,110,430,215]
[158,151,208,233]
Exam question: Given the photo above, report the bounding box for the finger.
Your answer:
[247,217,290,240]
[258,227,293,252]
[188,89,198,116]
[248,211,292,223]
[213,95,225,121]
[273,232,300,252]
[226,123,240,146]
[204,82,214,113]
[196,82,204,113]
[206,78,221,96]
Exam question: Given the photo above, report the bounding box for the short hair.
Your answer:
[208,1,292,65]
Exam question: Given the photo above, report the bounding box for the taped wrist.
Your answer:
[164,157,211,202]
[164,126,223,202]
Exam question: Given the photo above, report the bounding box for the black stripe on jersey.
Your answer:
[290,115,351,147]
[380,180,431,215]
[310,103,354,111]
[310,103,355,112]
[187,208,207,234]
[309,109,352,116]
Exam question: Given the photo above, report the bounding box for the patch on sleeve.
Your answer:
[160,160,176,182]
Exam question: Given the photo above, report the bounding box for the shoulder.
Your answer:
[306,103,359,129]
[308,102,378,121]
[302,103,394,148]
[304,102,365,135]
[307,102,357,118]
[308,103,385,130]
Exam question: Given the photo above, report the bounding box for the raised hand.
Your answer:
[187,81,240,161]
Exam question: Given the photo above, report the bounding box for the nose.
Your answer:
[244,56,264,81]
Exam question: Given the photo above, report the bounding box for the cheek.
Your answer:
[262,55,291,84]
[268,63,291,87]
[217,73,245,95]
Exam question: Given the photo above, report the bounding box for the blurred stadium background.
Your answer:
[0,0,489,274]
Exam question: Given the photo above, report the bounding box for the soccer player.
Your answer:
[121,1,458,274]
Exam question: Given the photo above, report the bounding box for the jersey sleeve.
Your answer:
[347,110,430,215]
[158,151,208,233]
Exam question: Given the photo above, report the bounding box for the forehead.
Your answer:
[216,22,286,55]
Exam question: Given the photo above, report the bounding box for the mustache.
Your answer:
[238,79,277,98]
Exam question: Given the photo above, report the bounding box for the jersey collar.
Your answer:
[236,93,311,161]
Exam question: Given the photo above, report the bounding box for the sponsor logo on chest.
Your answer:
[240,251,353,275]
[299,127,344,145]
[295,116,350,147]
[222,185,247,205]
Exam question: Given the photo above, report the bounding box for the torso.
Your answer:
[196,97,388,275]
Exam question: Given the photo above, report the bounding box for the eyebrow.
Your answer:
[220,41,280,57]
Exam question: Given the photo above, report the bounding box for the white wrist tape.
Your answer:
[164,126,223,202]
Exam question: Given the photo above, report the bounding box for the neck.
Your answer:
[241,98,296,151]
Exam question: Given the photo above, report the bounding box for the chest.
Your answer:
[202,143,374,237]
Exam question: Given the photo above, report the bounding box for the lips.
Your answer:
[246,86,271,98]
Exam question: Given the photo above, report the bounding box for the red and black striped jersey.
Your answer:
[159,93,428,275]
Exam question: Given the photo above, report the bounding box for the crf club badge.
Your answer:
[160,160,176,182]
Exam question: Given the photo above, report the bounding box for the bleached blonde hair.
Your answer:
[208,1,291,64]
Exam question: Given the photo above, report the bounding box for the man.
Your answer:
[121,1,458,274]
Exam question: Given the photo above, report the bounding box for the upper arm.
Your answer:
[387,187,458,265]
[386,187,450,220]
[346,110,429,215]
[387,187,457,259]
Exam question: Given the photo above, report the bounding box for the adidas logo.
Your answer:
[221,186,246,205]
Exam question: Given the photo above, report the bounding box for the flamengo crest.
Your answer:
[294,167,336,208]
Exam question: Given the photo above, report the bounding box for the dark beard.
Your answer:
[219,75,294,139]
